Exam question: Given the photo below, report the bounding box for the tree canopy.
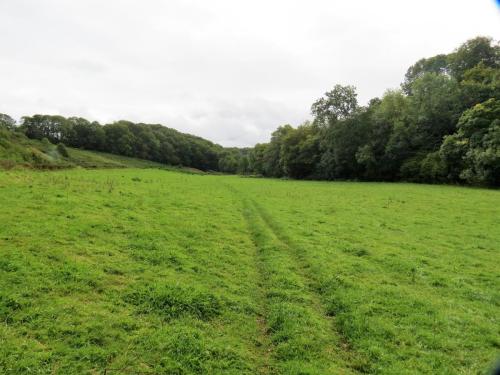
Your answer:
[242,36,499,186]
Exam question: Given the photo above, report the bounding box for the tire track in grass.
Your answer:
[231,184,356,374]
[223,182,274,374]
[241,198,274,375]
[250,199,369,373]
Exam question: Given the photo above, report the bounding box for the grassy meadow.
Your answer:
[0,168,498,374]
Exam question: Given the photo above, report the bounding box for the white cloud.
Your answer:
[1,0,498,146]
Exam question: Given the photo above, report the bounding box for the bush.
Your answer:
[41,137,51,147]
[399,155,424,181]
[419,151,446,182]
[57,143,69,158]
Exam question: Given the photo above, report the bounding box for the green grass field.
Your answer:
[0,168,498,374]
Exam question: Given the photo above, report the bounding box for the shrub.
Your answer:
[419,151,446,182]
[57,143,69,158]
[41,137,52,147]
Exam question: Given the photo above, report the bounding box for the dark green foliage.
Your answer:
[402,54,449,94]
[448,36,500,81]
[218,148,245,173]
[406,73,463,149]
[440,98,500,185]
[263,125,294,177]
[311,84,358,125]
[318,108,373,179]
[103,121,135,156]
[280,122,321,179]
[20,115,69,143]
[461,62,500,107]
[66,117,105,150]
[419,151,446,182]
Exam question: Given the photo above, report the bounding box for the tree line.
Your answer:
[237,36,500,186]
[1,36,498,185]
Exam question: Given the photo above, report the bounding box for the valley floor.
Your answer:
[0,169,498,374]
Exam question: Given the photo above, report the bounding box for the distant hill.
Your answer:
[0,128,202,172]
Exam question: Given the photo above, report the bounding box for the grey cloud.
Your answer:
[1,0,498,146]
[63,59,109,73]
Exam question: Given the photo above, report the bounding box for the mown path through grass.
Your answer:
[226,182,359,374]
[250,199,365,372]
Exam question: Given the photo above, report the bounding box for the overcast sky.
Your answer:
[1,1,499,146]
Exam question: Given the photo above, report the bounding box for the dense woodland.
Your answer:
[1,36,499,186]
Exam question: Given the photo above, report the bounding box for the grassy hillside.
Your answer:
[0,129,178,170]
[0,169,498,374]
